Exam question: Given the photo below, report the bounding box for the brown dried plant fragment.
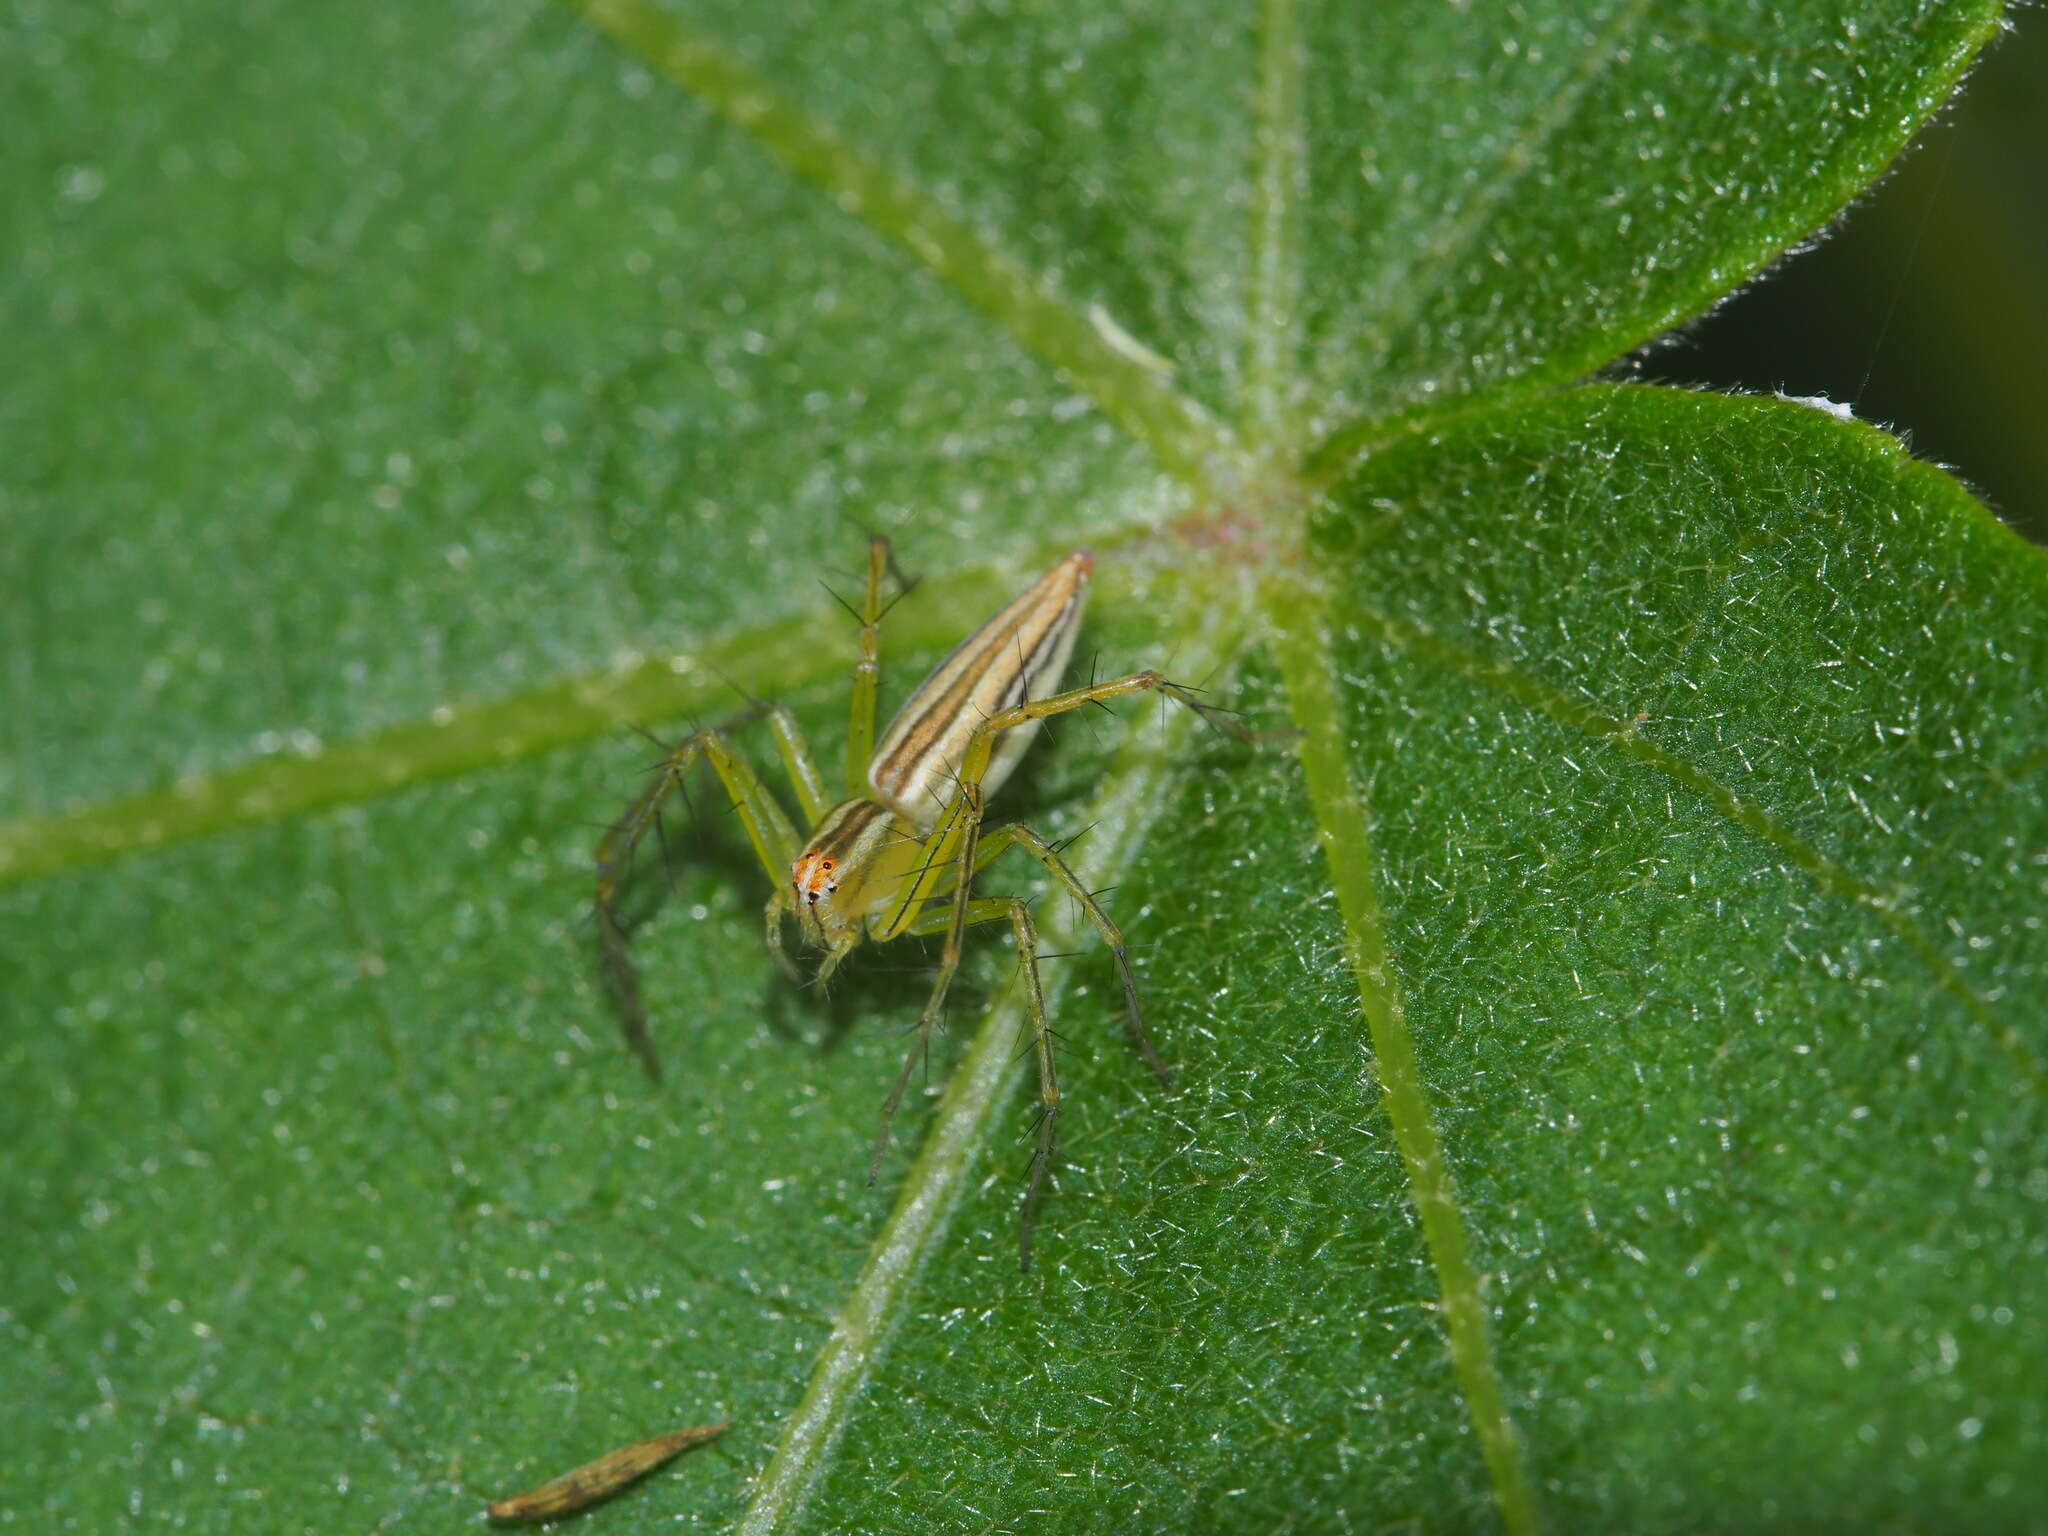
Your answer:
[486,1422,728,1522]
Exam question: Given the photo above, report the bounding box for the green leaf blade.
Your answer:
[5,0,2040,1529]
[1,0,1176,823]
[785,703,1505,1532]
[2,753,893,1530]
[1311,383,2047,1526]
[1301,0,2003,462]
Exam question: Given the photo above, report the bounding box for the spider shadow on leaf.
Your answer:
[590,779,950,1065]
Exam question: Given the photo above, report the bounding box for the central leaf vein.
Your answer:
[1265,578,1544,1536]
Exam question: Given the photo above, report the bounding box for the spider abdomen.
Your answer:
[867,551,1090,826]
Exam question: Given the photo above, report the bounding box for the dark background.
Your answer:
[1639,17,2048,544]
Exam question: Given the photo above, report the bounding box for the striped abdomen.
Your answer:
[868,551,1090,827]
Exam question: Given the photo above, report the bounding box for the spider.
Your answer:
[594,540,1226,1267]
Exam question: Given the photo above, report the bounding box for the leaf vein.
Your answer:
[1244,0,1308,455]
[732,612,1244,1534]
[0,560,1040,888]
[1266,579,1544,1536]
[1353,599,2048,1097]
[1305,0,1653,479]
[560,0,1249,500]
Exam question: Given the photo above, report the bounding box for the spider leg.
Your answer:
[762,887,802,984]
[874,667,1219,1045]
[1002,897,1058,1273]
[973,822,1167,1083]
[894,896,1058,1270]
[858,667,1230,1252]
[762,704,832,824]
[868,784,985,1184]
[594,711,806,1079]
[844,535,915,794]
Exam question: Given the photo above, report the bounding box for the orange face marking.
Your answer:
[791,850,839,906]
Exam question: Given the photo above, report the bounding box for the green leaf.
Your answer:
[1291,386,2047,1527]
[4,1,2038,1533]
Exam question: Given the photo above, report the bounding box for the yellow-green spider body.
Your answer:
[595,542,1215,1267]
